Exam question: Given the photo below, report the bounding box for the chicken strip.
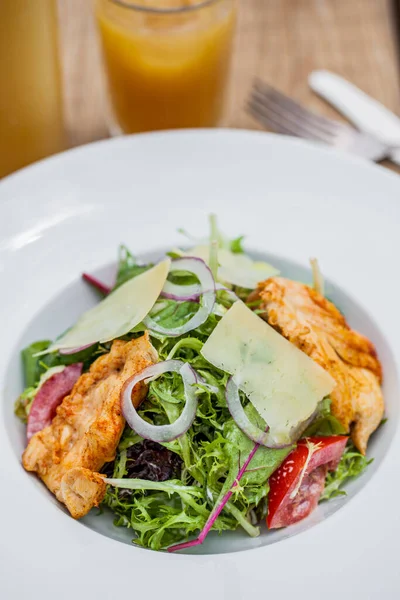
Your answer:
[250,278,384,454]
[22,333,157,518]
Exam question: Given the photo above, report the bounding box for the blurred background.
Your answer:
[1,0,400,178]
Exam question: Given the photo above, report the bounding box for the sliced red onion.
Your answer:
[225,377,291,449]
[144,258,215,337]
[82,272,111,295]
[161,281,202,301]
[121,360,198,443]
[59,344,94,356]
[161,280,237,303]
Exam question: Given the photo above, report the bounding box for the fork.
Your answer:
[247,79,390,162]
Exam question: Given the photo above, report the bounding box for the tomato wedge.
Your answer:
[267,436,348,529]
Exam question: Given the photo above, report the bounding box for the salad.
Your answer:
[16,216,383,552]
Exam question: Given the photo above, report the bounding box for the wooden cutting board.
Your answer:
[58,0,400,172]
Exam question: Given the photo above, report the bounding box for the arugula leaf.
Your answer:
[14,386,36,423]
[224,405,292,489]
[21,340,52,387]
[230,236,245,254]
[149,300,198,332]
[21,339,104,389]
[305,414,347,437]
[320,442,372,501]
[114,245,152,290]
[303,397,347,437]
[57,344,102,366]
[17,340,109,424]
[15,365,66,422]
[220,405,291,514]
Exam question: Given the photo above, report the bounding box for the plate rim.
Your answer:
[2,128,400,192]
[1,129,399,599]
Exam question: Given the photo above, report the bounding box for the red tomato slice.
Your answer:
[267,436,348,529]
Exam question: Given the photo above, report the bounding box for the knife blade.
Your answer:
[309,70,400,165]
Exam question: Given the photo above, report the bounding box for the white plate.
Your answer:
[1,130,399,599]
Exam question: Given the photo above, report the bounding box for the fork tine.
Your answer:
[248,92,334,143]
[249,81,353,143]
[250,89,335,143]
[247,97,318,140]
[253,79,346,136]
[246,79,389,162]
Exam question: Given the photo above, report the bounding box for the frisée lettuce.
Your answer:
[15,218,377,552]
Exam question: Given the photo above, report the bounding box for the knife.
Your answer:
[309,70,400,165]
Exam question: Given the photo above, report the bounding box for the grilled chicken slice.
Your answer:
[250,278,383,454]
[22,333,157,518]
[60,468,107,519]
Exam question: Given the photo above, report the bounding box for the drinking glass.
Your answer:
[0,0,65,178]
[95,0,236,134]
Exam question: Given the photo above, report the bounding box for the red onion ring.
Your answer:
[225,377,291,449]
[121,360,198,443]
[144,257,215,337]
[59,344,94,356]
[161,280,237,303]
[161,281,202,302]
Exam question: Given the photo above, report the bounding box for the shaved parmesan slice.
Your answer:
[44,259,170,353]
[185,244,279,289]
[201,301,336,444]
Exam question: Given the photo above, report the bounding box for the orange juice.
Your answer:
[0,0,65,178]
[95,0,236,133]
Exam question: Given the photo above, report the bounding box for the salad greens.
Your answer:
[21,340,53,388]
[303,397,347,437]
[15,246,155,420]
[15,383,39,423]
[15,342,106,421]
[321,443,372,501]
[113,245,153,291]
[15,220,376,551]
[103,307,291,550]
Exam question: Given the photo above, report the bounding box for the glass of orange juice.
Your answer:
[0,0,65,178]
[95,0,236,134]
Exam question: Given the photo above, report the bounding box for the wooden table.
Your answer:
[59,0,400,172]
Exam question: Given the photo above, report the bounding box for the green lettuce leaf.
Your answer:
[230,236,245,254]
[21,340,52,387]
[222,404,292,503]
[15,365,65,421]
[17,340,109,423]
[303,397,347,437]
[113,245,153,290]
[102,303,292,550]
[16,235,374,552]
[149,300,199,333]
[320,442,372,501]
[14,386,37,423]
[21,340,104,389]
